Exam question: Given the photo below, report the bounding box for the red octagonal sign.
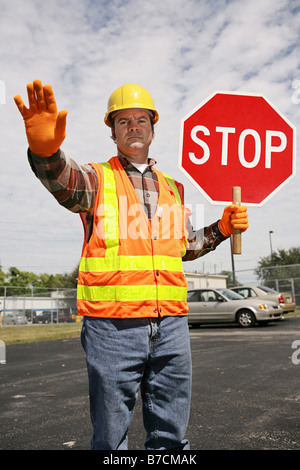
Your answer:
[179,92,296,206]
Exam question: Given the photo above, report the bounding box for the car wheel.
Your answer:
[237,310,255,328]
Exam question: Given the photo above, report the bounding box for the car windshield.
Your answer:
[216,288,244,300]
[257,286,277,294]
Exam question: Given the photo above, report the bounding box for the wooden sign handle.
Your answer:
[232,186,241,254]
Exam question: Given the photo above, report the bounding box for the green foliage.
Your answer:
[255,248,300,305]
[220,270,242,288]
[0,264,79,295]
[255,247,300,281]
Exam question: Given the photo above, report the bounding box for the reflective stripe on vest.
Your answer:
[100,161,119,254]
[79,254,184,273]
[77,284,187,302]
[163,173,181,205]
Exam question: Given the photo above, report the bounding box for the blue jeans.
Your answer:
[81,315,192,450]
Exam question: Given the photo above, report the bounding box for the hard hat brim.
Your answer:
[104,107,159,127]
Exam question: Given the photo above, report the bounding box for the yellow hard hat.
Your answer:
[104,83,159,127]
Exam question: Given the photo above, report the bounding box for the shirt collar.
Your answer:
[118,155,157,170]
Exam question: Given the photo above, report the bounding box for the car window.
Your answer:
[258,286,277,294]
[249,288,258,298]
[217,288,241,300]
[200,290,218,302]
[187,291,200,302]
[235,288,248,298]
[241,288,253,298]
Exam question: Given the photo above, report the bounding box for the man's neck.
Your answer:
[118,154,157,170]
[117,150,148,164]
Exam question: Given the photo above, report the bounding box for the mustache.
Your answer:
[126,132,142,137]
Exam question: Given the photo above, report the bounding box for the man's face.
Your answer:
[112,109,154,162]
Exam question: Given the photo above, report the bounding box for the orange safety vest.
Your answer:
[77,156,189,318]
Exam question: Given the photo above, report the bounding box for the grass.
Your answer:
[0,322,82,345]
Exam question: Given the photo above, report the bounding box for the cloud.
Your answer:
[0,0,299,281]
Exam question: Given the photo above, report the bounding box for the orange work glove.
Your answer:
[14,79,67,157]
[219,204,249,237]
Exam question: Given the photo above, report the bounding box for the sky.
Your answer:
[0,0,300,285]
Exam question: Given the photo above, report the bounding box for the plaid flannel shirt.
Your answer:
[28,149,226,260]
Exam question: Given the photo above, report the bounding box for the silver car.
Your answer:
[4,312,28,326]
[187,288,283,328]
[230,285,296,313]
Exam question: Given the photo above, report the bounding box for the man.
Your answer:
[14,80,248,450]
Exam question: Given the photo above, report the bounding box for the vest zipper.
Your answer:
[150,233,160,316]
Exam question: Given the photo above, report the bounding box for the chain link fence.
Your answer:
[0,286,78,326]
[261,278,300,306]
[235,264,300,307]
[1,264,299,326]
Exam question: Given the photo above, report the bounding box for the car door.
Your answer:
[187,290,217,322]
[187,291,202,322]
[199,289,231,321]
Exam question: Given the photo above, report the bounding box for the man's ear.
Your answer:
[111,128,116,141]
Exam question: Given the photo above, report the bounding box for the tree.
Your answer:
[255,247,300,299]
[256,247,300,280]
[6,267,40,287]
[0,265,5,285]
[0,264,79,295]
[220,270,242,288]
[58,264,79,288]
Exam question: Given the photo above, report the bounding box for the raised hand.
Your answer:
[14,79,67,156]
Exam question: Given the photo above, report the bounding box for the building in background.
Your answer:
[184,271,227,290]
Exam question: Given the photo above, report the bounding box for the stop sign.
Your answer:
[179,92,296,205]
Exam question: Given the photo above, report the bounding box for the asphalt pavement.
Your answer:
[1,316,300,451]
